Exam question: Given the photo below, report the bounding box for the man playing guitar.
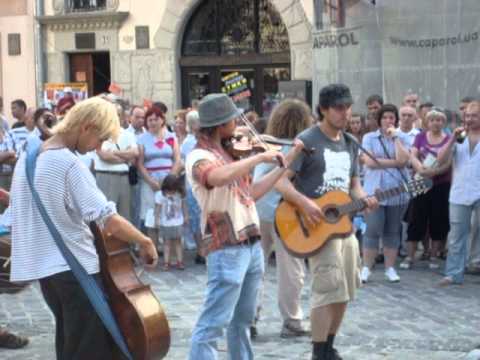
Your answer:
[9,97,158,359]
[275,84,378,360]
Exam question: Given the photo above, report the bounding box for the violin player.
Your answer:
[185,93,303,360]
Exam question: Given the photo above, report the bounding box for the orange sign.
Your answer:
[108,82,123,95]
[143,99,153,109]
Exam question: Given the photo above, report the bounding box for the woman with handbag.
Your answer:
[360,104,410,283]
[400,108,451,270]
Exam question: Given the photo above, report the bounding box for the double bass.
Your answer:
[90,223,170,360]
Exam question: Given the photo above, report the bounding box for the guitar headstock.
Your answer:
[406,178,433,197]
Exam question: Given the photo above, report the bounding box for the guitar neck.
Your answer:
[339,184,407,215]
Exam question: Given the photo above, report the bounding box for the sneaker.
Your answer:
[399,257,413,270]
[360,266,371,283]
[385,267,400,282]
[429,257,440,270]
[194,254,206,265]
[329,347,343,360]
[438,276,454,287]
[250,325,258,340]
[0,330,29,349]
[419,252,430,261]
[280,322,310,338]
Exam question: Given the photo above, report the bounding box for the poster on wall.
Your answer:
[43,83,88,109]
[221,72,252,112]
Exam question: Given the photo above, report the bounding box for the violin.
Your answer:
[223,113,315,167]
[224,133,282,159]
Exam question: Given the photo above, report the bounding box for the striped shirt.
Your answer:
[362,130,411,206]
[9,126,30,156]
[10,147,117,282]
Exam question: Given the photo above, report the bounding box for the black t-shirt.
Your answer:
[291,125,358,198]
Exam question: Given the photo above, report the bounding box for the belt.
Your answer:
[236,235,261,246]
[95,170,128,175]
[146,166,172,172]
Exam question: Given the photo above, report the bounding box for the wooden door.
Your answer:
[69,53,94,96]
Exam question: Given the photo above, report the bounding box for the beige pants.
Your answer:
[310,233,361,308]
[95,172,131,221]
[257,221,306,325]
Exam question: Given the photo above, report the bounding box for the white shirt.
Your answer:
[155,191,184,227]
[397,127,420,149]
[10,148,116,282]
[94,128,137,172]
[449,139,480,206]
[126,124,145,138]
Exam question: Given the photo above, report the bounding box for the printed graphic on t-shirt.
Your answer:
[165,195,181,221]
[315,148,351,195]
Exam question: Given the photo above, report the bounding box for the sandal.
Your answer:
[163,263,170,271]
[176,262,185,270]
[420,252,431,261]
[0,330,29,349]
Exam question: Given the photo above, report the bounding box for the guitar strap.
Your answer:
[343,132,408,186]
[25,137,133,360]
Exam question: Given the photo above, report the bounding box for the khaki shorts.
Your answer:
[310,233,361,308]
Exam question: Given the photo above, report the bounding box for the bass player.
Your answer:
[275,84,378,360]
[9,97,158,359]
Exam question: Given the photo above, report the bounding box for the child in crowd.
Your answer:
[155,174,187,270]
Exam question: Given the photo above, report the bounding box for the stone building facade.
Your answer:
[39,0,316,115]
[0,0,37,120]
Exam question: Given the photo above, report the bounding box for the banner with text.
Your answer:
[312,0,480,112]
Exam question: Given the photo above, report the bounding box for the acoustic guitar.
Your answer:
[90,223,170,360]
[275,179,432,258]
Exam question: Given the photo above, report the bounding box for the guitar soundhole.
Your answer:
[323,206,340,223]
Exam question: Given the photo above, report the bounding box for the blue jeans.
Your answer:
[189,242,264,360]
[445,201,480,283]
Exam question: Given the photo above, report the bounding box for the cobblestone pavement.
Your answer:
[1,253,479,359]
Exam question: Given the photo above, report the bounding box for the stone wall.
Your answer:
[313,0,480,111]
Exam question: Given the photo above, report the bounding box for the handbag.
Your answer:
[128,165,138,185]
[25,138,132,360]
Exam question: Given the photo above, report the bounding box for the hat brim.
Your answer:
[199,108,244,128]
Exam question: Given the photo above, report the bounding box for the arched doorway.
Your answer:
[180,0,291,117]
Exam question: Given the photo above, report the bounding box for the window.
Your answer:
[182,0,289,56]
[324,0,345,28]
[135,26,150,50]
[69,0,107,12]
